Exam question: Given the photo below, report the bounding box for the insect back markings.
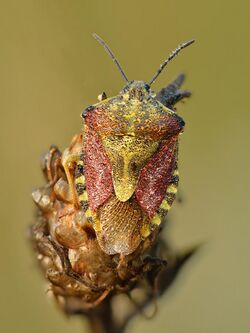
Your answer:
[62,34,194,255]
[82,83,186,254]
[74,156,88,210]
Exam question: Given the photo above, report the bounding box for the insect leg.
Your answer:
[156,73,191,109]
[61,150,81,208]
[41,145,62,185]
[61,134,83,209]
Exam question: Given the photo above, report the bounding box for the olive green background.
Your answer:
[0,0,249,332]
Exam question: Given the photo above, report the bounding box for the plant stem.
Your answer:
[86,299,121,333]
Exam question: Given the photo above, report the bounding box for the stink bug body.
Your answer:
[30,33,194,315]
[59,34,194,256]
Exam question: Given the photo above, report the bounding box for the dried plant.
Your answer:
[30,160,196,333]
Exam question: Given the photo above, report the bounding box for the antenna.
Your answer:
[149,39,195,86]
[93,33,129,83]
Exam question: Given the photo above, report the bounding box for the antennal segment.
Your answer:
[93,33,129,83]
[149,39,195,86]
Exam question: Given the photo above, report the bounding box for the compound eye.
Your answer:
[144,84,150,91]
[81,105,95,118]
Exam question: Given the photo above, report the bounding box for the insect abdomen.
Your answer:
[74,160,89,211]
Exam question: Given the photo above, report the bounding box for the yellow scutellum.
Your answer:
[101,135,159,202]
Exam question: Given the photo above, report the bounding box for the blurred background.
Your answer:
[0,0,249,332]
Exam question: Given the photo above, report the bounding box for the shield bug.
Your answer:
[59,34,194,256]
[31,34,195,316]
